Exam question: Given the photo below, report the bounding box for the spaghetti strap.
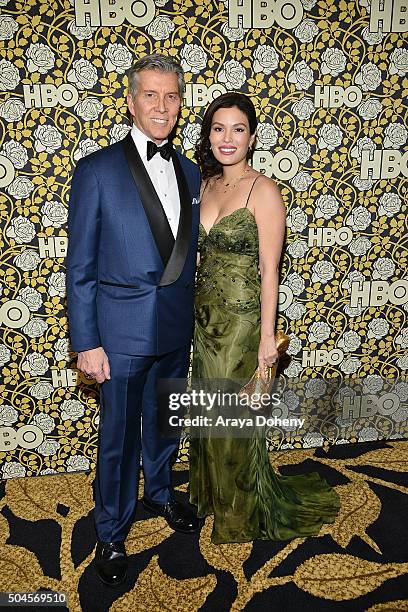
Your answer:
[200,179,210,200]
[245,175,261,208]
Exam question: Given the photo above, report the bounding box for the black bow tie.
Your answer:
[146,140,173,162]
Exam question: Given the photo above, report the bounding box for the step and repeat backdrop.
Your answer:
[0,0,407,478]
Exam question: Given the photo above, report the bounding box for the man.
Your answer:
[67,54,201,586]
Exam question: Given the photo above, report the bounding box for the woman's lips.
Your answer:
[218,147,237,155]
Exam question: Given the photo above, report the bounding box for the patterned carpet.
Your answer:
[1,440,408,612]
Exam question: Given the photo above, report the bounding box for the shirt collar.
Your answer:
[130,124,168,161]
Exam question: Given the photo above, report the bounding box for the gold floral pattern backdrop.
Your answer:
[0,0,407,479]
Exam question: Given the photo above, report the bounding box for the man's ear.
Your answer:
[126,93,134,117]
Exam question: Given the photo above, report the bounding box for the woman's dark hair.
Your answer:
[196,92,257,180]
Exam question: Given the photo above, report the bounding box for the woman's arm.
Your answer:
[252,176,286,378]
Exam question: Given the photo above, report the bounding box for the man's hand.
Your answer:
[77,347,110,384]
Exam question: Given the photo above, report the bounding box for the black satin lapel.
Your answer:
[122,133,174,266]
[159,152,192,286]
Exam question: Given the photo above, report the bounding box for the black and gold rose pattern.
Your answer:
[0,0,407,478]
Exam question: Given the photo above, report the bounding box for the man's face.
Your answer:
[126,69,181,144]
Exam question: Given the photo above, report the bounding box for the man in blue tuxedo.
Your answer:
[67,54,201,586]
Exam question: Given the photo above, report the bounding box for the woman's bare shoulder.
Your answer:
[200,175,219,196]
[251,173,284,205]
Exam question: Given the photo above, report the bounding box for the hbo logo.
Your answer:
[314,86,362,108]
[184,84,227,107]
[23,84,79,108]
[308,227,353,247]
[0,425,44,451]
[252,150,299,180]
[302,349,344,367]
[361,149,408,179]
[74,0,155,26]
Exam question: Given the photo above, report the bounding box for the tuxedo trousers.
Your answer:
[94,345,190,542]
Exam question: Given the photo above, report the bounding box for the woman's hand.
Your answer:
[258,335,279,381]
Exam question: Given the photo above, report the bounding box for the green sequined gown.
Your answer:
[189,207,340,544]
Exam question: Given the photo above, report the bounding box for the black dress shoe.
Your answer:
[95,541,127,586]
[142,496,201,533]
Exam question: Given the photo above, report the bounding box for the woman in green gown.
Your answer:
[188,93,340,544]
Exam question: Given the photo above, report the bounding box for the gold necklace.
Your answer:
[216,167,251,194]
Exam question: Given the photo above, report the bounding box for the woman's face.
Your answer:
[209,106,255,167]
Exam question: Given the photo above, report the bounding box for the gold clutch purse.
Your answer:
[239,331,290,402]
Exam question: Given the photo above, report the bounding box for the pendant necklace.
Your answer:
[217,167,251,194]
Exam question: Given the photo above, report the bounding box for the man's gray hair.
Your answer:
[127,53,185,97]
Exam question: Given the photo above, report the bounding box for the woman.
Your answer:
[189,92,340,544]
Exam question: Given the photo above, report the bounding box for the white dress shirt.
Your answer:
[131,124,180,238]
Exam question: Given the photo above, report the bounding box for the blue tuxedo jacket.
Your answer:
[67,133,201,356]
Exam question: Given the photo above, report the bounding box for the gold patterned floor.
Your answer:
[1,440,408,611]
